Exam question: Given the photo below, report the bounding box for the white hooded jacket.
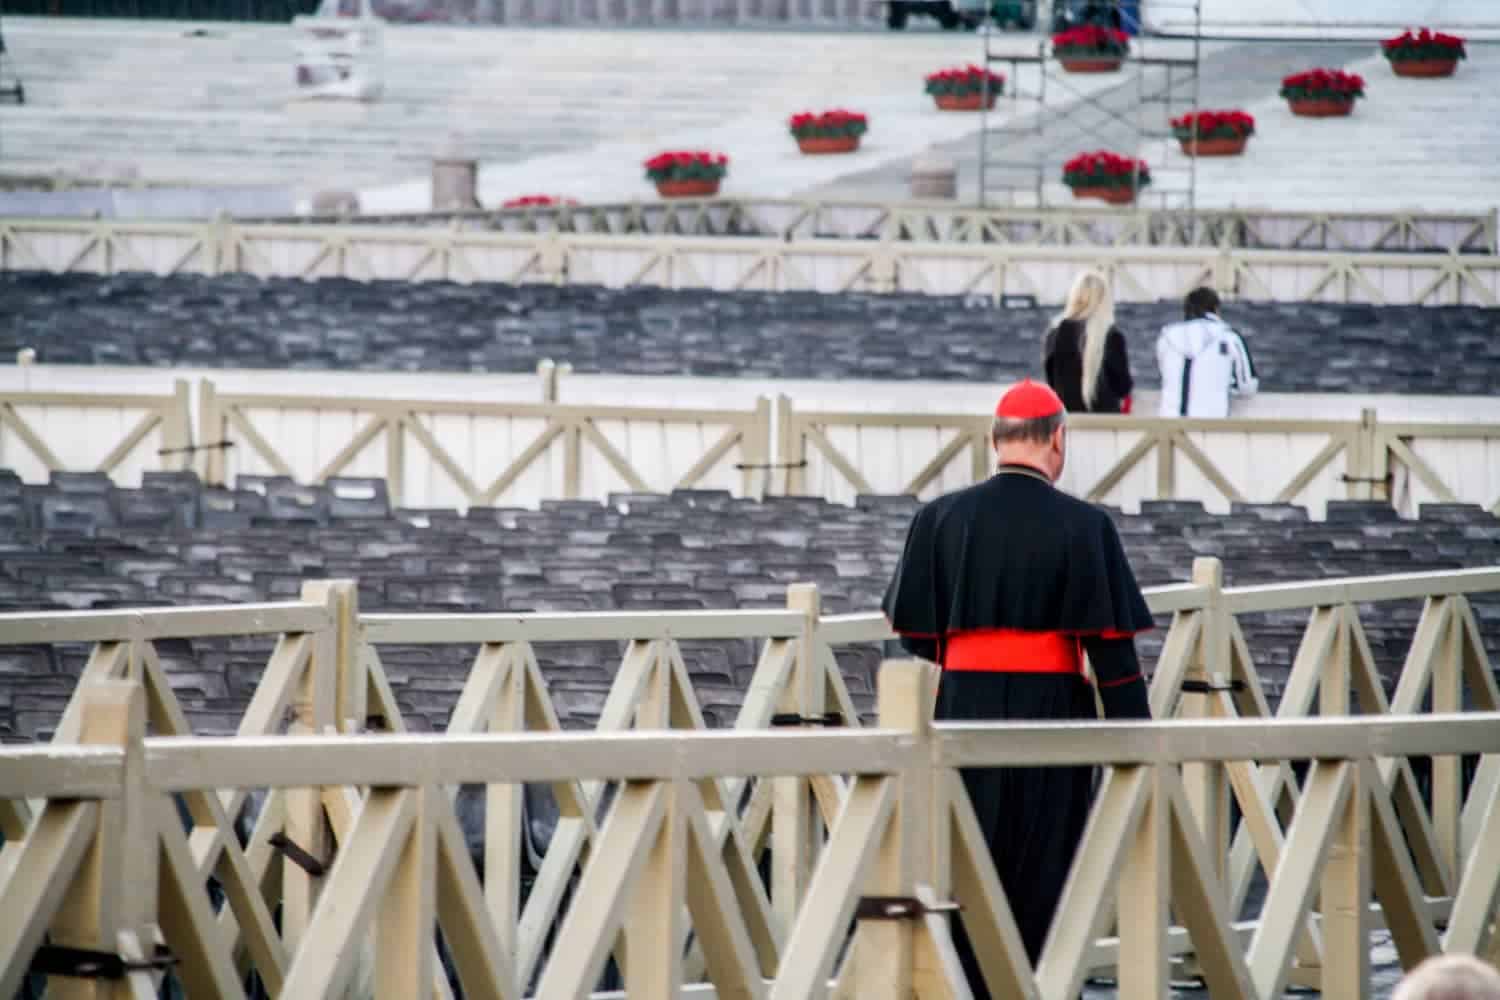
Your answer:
[1155,313,1259,418]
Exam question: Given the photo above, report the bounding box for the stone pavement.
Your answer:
[4,17,1495,215]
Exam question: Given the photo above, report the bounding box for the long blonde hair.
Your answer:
[1051,272,1115,410]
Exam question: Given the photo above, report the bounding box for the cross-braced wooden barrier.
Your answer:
[5,217,1499,305]
[7,381,1500,517]
[1,560,1499,997]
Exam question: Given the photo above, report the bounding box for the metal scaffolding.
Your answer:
[975,0,1202,214]
[0,15,26,106]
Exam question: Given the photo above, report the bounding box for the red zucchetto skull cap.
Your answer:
[995,378,1065,420]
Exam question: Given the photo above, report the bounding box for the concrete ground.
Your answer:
[0,17,1495,216]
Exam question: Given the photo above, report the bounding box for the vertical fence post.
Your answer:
[301,579,363,734]
[282,583,340,953]
[1433,595,1464,877]
[1321,762,1371,1000]
[971,417,991,485]
[1118,766,1170,999]
[775,394,801,497]
[47,679,154,998]
[385,413,405,511]
[164,378,193,473]
[197,378,226,485]
[1181,557,1230,878]
[847,659,932,998]
[743,396,773,500]
[773,583,823,936]
[1155,428,1176,501]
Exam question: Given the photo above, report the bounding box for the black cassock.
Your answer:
[882,465,1153,991]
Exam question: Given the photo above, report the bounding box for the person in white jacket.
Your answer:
[1155,287,1259,418]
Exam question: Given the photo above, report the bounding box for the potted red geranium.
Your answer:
[1062,151,1150,205]
[501,194,580,209]
[1052,25,1129,72]
[1279,69,1364,117]
[643,151,729,198]
[1171,109,1255,156]
[788,110,869,155]
[924,65,1005,112]
[1381,28,1466,77]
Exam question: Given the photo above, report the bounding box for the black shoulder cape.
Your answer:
[881,469,1153,658]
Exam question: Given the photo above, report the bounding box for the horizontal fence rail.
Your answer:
[263,199,1500,256]
[4,218,1499,306]
[6,381,1500,518]
[0,559,1497,998]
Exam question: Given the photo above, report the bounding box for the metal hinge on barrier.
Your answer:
[770,711,843,727]
[1181,678,1245,694]
[29,944,177,980]
[269,832,330,876]
[855,896,961,920]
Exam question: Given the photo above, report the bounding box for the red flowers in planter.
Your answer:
[1063,151,1150,203]
[788,110,869,139]
[789,109,869,155]
[1171,109,1255,154]
[643,151,730,183]
[1170,109,1255,140]
[644,150,729,198]
[1382,28,1465,61]
[925,65,1004,111]
[1279,69,1364,101]
[501,195,579,209]
[923,65,1005,98]
[1381,28,1465,76]
[1051,25,1130,58]
[1280,69,1364,117]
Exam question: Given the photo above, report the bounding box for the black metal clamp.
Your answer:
[770,711,844,727]
[1181,678,1246,694]
[733,460,809,471]
[269,832,330,877]
[855,896,961,921]
[30,944,177,980]
[156,440,235,457]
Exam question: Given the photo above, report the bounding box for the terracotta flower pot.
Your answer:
[1390,58,1458,77]
[933,92,997,112]
[1059,57,1122,73]
[795,135,861,155]
[1070,185,1136,205]
[654,178,721,198]
[1287,97,1355,117]
[1178,135,1249,156]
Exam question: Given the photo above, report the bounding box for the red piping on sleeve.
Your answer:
[1098,672,1144,689]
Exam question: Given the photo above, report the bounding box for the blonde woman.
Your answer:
[1041,271,1135,413]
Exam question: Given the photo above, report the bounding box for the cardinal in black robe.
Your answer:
[882,378,1153,993]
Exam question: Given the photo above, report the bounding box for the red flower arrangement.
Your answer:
[501,194,579,209]
[1062,151,1150,204]
[1170,109,1255,156]
[643,150,729,198]
[788,110,869,155]
[1381,28,1466,77]
[1052,25,1129,71]
[924,65,1004,111]
[1279,69,1364,117]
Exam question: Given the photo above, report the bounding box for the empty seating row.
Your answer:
[4,272,1498,395]
[1,471,1497,743]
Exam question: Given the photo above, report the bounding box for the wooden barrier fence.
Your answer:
[4,218,1499,305]
[261,201,1500,256]
[0,560,1498,996]
[5,381,1500,517]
